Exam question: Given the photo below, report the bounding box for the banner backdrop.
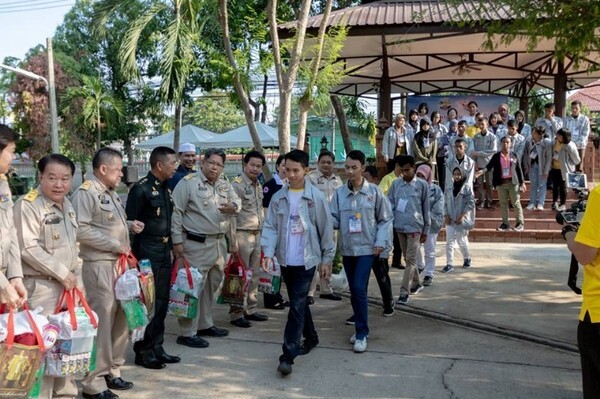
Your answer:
[407,95,509,125]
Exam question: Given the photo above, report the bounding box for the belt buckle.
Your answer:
[162,236,169,244]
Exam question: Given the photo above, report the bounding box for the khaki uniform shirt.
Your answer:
[232,173,264,231]
[0,176,22,289]
[171,170,241,245]
[14,188,79,281]
[71,175,130,262]
[308,171,343,202]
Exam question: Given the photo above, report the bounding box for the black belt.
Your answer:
[186,232,224,243]
[142,235,170,244]
[501,178,513,184]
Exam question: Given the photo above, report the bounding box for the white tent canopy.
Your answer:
[135,124,216,150]
[204,122,297,149]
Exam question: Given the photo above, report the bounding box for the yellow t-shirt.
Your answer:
[465,126,478,138]
[551,141,563,170]
[576,185,600,322]
[379,172,398,195]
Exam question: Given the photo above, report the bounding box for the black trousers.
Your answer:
[392,232,403,267]
[132,238,172,356]
[436,157,446,192]
[578,312,600,398]
[549,168,567,206]
[371,257,393,309]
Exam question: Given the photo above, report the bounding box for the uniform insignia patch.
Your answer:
[80,181,92,190]
[24,189,39,202]
[184,173,196,181]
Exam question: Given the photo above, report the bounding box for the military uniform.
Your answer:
[0,175,23,293]
[307,170,343,297]
[71,176,131,397]
[14,187,79,399]
[230,173,264,321]
[171,170,241,336]
[126,172,173,358]
[167,164,195,191]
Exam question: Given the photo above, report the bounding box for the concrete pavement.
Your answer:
[104,243,582,398]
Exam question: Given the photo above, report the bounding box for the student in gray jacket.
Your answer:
[261,150,335,376]
[549,128,581,211]
[388,155,430,305]
[443,167,475,273]
[331,150,393,353]
[523,126,552,210]
[415,164,444,287]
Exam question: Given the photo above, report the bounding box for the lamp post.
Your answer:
[320,136,329,152]
[0,43,59,153]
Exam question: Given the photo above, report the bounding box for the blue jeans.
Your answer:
[343,255,375,340]
[528,163,547,207]
[280,265,318,363]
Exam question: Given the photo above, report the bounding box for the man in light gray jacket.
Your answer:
[388,155,430,305]
[261,149,335,376]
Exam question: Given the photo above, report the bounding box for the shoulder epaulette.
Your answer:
[233,176,243,184]
[0,174,7,181]
[24,189,39,202]
[183,173,197,181]
[80,181,92,191]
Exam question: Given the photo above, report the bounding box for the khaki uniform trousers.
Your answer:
[229,231,261,320]
[397,232,422,295]
[308,232,337,296]
[25,278,78,399]
[81,260,128,396]
[178,236,227,336]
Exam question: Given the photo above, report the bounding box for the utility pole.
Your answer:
[47,38,59,153]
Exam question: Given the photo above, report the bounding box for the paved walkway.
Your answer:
[102,243,582,398]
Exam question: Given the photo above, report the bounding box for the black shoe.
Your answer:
[320,293,342,301]
[410,284,424,295]
[82,390,119,399]
[230,317,252,328]
[155,352,181,364]
[298,339,319,355]
[104,376,133,391]
[307,296,314,305]
[423,276,433,286]
[345,315,355,325]
[197,326,230,337]
[134,353,166,370]
[245,312,269,322]
[266,302,285,310]
[176,335,209,348]
[282,300,290,307]
[277,361,292,375]
[496,223,510,232]
[391,264,405,270]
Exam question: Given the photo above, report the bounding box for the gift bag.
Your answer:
[117,254,155,319]
[257,260,281,295]
[168,258,201,319]
[45,289,98,377]
[0,305,45,398]
[220,254,247,306]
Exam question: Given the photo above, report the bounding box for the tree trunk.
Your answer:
[249,98,260,122]
[173,101,182,151]
[124,136,134,165]
[296,99,311,151]
[331,94,353,153]
[219,0,271,180]
[96,106,101,150]
[260,74,268,123]
[268,0,312,155]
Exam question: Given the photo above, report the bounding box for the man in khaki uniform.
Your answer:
[229,151,268,328]
[0,124,27,308]
[14,154,80,399]
[172,148,241,348]
[307,150,343,302]
[72,148,144,399]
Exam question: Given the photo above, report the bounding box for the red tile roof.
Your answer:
[568,80,600,113]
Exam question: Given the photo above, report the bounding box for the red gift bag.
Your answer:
[220,254,247,306]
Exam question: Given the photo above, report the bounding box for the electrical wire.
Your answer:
[0,1,74,13]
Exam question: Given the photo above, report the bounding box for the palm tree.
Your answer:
[62,75,123,150]
[94,0,202,151]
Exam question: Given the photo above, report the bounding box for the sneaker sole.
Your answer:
[345,321,355,325]
[383,310,395,317]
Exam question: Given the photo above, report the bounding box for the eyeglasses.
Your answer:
[206,160,224,169]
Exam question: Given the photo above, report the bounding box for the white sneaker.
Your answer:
[350,333,368,344]
[556,204,566,211]
[353,337,367,353]
[536,204,544,211]
[525,204,535,210]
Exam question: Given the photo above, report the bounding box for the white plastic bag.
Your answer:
[115,269,142,300]
[173,266,203,298]
[330,268,349,292]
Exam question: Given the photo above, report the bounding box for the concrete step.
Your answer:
[474,217,558,230]
[438,228,563,244]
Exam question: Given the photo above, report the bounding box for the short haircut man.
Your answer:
[150,146,177,168]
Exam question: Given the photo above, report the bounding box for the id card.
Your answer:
[397,198,408,213]
[349,213,362,233]
[290,215,303,234]
[502,167,510,178]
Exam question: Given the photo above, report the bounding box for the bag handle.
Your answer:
[5,303,44,352]
[172,257,194,289]
[225,253,246,279]
[54,289,98,330]
[117,252,139,275]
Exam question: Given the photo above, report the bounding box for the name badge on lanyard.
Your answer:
[397,198,408,213]
[349,213,362,233]
[290,215,303,234]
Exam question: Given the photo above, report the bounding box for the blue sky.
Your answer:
[0,1,72,63]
